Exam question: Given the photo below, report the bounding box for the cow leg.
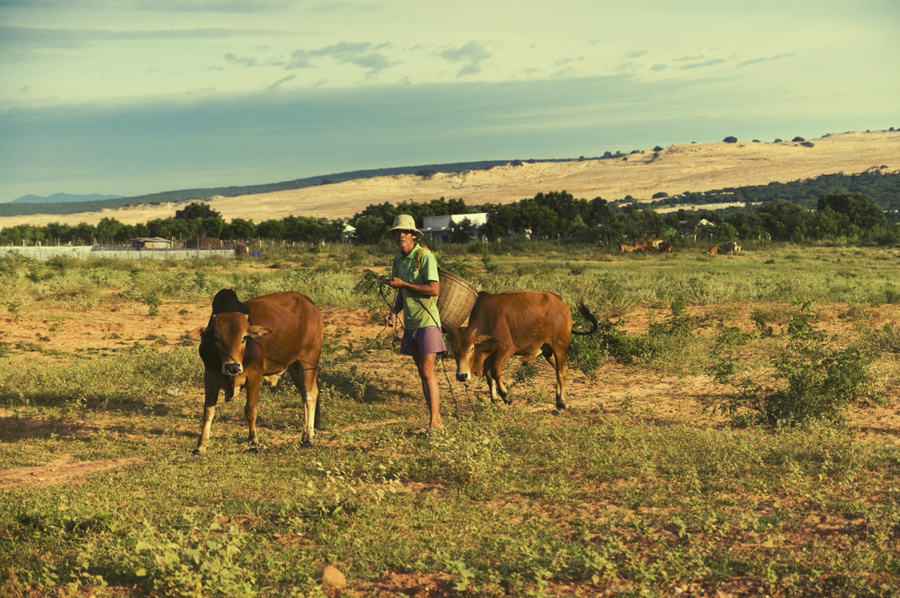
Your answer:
[194,375,220,455]
[244,378,263,451]
[544,345,568,410]
[492,346,514,404]
[481,354,504,404]
[289,363,319,447]
[484,370,502,404]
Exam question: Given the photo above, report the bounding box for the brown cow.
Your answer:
[619,243,635,253]
[450,291,598,410]
[708,246,718,255]
[186,289,323,454]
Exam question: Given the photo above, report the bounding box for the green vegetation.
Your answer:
[1,245,899,596]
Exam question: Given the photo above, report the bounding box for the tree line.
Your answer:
[1,179,897,248]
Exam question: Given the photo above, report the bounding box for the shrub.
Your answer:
[569,314,654,373]
[723,136,738,143]
[705,304,876,427]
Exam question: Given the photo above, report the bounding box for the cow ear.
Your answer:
[247,326,271,338]
[475,334,492,344]
[184,327,205,342]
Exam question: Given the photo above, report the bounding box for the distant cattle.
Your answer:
[186,289,323,454]
[450,291,598,410]
[632,241,649,251]
[708,246,718,255]
[647,237,664,250]
[657,240,673,253]
[724,241,742,255]
[619,243,636,253]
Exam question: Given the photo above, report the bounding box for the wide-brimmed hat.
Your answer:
[384,214,424,239]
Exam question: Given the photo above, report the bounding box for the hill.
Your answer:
[1,130,898,228]
[11,192,124,205]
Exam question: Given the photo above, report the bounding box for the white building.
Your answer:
[422,213,489,242]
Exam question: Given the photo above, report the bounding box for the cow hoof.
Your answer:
[192,447,207,456]
[300,438,314,449]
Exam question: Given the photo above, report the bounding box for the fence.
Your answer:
[1,246,235,260]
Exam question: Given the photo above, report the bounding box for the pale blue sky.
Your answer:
[1,0,897,203]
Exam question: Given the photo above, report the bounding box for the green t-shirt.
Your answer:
[392,244,442,330]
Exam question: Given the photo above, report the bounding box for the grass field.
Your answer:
[1,242,899,597]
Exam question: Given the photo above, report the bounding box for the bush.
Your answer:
[705,304,876,427]
[723,136,738,143]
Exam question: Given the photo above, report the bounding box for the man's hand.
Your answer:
[385,276,405,290]
[386,311,396,326]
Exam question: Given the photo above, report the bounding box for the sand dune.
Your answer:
[4,130,898,228]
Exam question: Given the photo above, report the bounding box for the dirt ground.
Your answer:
[3,298,899,492]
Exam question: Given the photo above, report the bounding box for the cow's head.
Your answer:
[449,326,496,382]
[206,313,271,376]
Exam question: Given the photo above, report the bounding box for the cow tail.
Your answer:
[571,301,599,336]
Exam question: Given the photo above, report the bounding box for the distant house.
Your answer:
[422,213,488,242]
[132,237,173,250]
[677,218,718,241]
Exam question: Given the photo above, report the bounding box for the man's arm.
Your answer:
[386,278,440,297]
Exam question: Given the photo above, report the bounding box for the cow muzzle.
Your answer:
[456,372,470,382]
[223,362,243,376]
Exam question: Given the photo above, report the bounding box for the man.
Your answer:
[384,214,445,435]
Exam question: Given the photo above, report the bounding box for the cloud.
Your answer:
[0,25,287,52]
[737,53,795,68]
[134,0,293,13]
[224,53,259,67]
[286,42,398,77]
[438,41,491,78]
[678,58,726,70]
[224,53,286,68]
[0,0,294,13]
[267,74,295,91]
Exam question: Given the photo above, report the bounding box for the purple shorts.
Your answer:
[400,326,447,357]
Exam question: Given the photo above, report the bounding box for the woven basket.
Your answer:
[437,269,478,332]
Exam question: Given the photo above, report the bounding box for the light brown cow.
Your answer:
[708,246,718,255]
[619,243,636,253]
[647,237,664,250]
[724,241,742,255]
[186,289,323,454]
[450,291,598,410]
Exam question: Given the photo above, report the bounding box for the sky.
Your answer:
[1,0,898,204]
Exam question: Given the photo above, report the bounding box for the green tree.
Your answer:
[818,193,887,230]
[256,219,286,241]
[175,202,220,220]
[352,214,391,245]
[222,218,257,241]
[95,217,127,244]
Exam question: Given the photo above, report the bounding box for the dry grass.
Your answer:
[1,130,898,228]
